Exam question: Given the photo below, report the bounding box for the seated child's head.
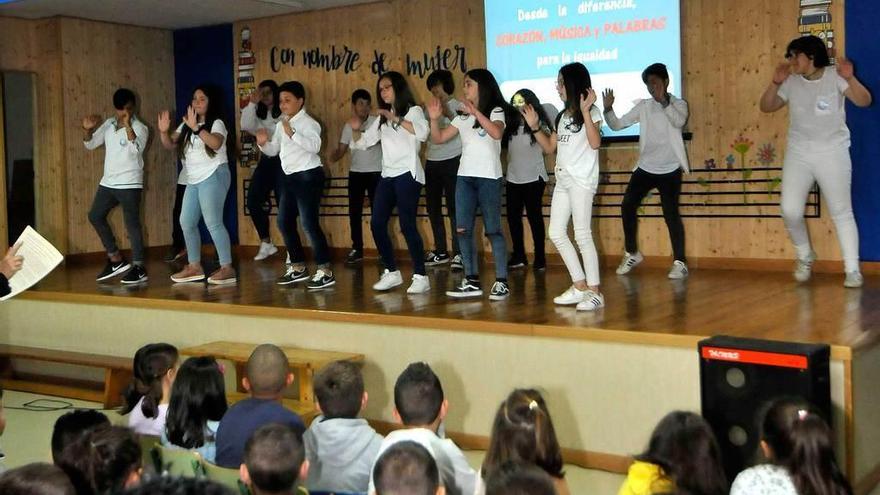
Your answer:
[122,476,234,495]
[166,356,228,449]
[123,343,179,418]
[245,344,292,399]
[59,425,142,495]
[393,363,446,430]
[0,462,76,495]
[241,423,308,495]
[483,389,563,480]
[759,397,851,495]
[51,409,111,464]
[373,441,443,495]
[636,411,727,495]
[314,360,366,419]
[485,462,556,495]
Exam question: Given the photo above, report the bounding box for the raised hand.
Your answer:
[580,88,597,116]
[461,99,478,116]
[602,88,614,109]
[255,128,269,146]
[377,109,395,122]
[119,108,131,127]
[183,105,199,131]
[157,110,171,133]
[836,57,854,80]
[521,104,539,130]
[82,114,101,130]
[773,62,791,85]
[426,98,443,120]
[348,115,363,131]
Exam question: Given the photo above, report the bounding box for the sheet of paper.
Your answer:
[1,226,64,301]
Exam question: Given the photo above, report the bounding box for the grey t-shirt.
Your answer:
[426,98,463,161]
[341,115,383,173]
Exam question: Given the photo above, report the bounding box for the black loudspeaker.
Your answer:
[698,335,831,479]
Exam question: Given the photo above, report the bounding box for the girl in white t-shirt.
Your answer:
[429,69,515,301]
[158,85,236,285]
[121,343,178,437]
[241,80,283,262]
[503,89,554,272]
[731,397,852,495]
[759,35,872,288]
[526,63,605,311]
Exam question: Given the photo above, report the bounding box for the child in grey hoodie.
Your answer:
[304,360,383,494]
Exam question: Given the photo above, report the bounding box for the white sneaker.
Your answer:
[407,274,431,294]
[668,260,689,279]
[844,271,863,288]
[794,252,817,282]
[616,252,644,275]
[553,285,587,305]
[373,269,403,291]
[254,242,278,261]
[576,290,605,311]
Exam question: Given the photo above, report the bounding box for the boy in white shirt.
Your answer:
[82,88,149,284]
[369,363,475,495]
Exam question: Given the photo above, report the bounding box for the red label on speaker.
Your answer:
[701,347,808,369]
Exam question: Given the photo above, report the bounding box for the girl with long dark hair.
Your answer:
[429,68,517,300]
[158,85,236,285]
[163,356,228,463]
[121,343,178,437]
[503,88,553,271]
[241,79,284,262]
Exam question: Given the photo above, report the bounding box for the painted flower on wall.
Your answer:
[725,154,736,169]
[757,143,776,166]
[731,134,754,168]
[704,158,717,170]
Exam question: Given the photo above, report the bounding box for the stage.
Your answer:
[3,247,880,493]
[17,247,880,354]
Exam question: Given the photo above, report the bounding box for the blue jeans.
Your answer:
[455,176,507,279]
[371,173,426,275]
[277,166,330,266]
[181,165,232,265]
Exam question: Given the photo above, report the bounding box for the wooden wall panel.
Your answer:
[59,18,176,254]
[0,17,68,253]
[233,0,853,264]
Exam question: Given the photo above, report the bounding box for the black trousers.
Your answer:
[505,178,546,265]
[246,154,283,241]
[425,156,461,255]
[171,183,186,251]
[621,167,686,262]
[348,171,381,251]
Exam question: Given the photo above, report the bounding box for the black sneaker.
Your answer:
[96,259,131,282]
[446,278,483,298]
[489,280,510,301]
[345,249,364,265]
[121,265,148,284]
[507,257,526,269]
[277,265,309,285]
[307,269,336,290]
[425,252,450,266]
[450,254,464,270]
[533,259,546,271]
[164,247,186,262]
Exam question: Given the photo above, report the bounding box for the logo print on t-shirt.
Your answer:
[558,134,571,143]
[477,128,488,137]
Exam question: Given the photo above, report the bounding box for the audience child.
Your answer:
[369,362,475,495]
[51,410,111,464]
[58,425,142,495]
[485,462,556,495]
[215,344,305,467]
[163,356,228,463]
[122,343,179,436]
[618,411,727,495]
[477,389,569,495]
[372,441,444,495]
[0,463,76,495]
[304,360,383,494]
[731,398,852,495]
[240,423,309,495]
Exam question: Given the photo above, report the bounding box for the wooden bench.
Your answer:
[179,341,364,410]
[0,344,132,408]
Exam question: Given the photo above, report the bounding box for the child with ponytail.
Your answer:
[476,389,570,495]
[120,343,179,436]
[731,397,852,495]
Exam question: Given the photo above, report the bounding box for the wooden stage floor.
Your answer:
[22,247,880,355]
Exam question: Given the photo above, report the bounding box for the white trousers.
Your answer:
[780,146,859,273]
[549,176,600,286]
